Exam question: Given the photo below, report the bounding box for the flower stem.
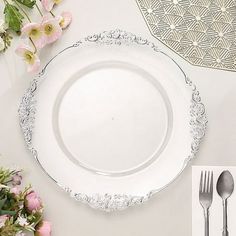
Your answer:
[50,10,55,17]
[35,2,43,17]
[12,0,32,22]
[29,37,37,53]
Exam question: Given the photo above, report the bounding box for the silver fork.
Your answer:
[199,171,213,236]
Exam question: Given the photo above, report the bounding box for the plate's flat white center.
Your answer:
[53,61,172,176]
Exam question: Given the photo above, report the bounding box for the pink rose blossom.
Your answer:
[41,0,62,12]
[58,11,72,29]
[25,191,42,212]
[42,17,62,44]
[10,186,21,195]
[35,221,52,236]
[12,173,22,186]
[15,44,40,73]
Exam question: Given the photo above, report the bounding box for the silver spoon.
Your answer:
[216,170,234,236]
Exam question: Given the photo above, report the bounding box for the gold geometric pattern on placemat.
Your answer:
[136,0,236,71]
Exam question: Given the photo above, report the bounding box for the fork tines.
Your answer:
[199,171,213,208]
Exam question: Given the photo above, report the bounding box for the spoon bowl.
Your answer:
[216,170,234,236]
[217,170,234,200]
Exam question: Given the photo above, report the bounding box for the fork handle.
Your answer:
[222,200,228,236]
[223,230,229,236]
[204,208,209,236]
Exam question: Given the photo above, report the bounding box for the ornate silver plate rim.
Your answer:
[18,29,207,212]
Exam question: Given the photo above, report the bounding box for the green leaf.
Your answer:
[0,210,16,216]
[15,0,36,8]
[4,4,24,32]
[0,197,7,210]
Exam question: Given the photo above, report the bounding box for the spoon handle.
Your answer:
[223,199,228,236]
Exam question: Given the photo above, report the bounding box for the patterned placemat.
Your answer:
[136,0,236,71]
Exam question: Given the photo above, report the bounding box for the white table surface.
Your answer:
[0,0,236,235]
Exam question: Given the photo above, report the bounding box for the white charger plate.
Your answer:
[18,30,207,211]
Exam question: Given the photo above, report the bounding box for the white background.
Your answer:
[192,166,236,236]
[0,0,236,235]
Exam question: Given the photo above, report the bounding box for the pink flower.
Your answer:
[0,215,8,228]
[41,0,62,12]
[25,191,42,212]
[21,23,46,49]
[58,11,72,29]
[42,13,52,22]
[12,173,22,186]
[15,44,40,73]
[42,17,62,44]
[35,221,52,236]
[10,186,21,195]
